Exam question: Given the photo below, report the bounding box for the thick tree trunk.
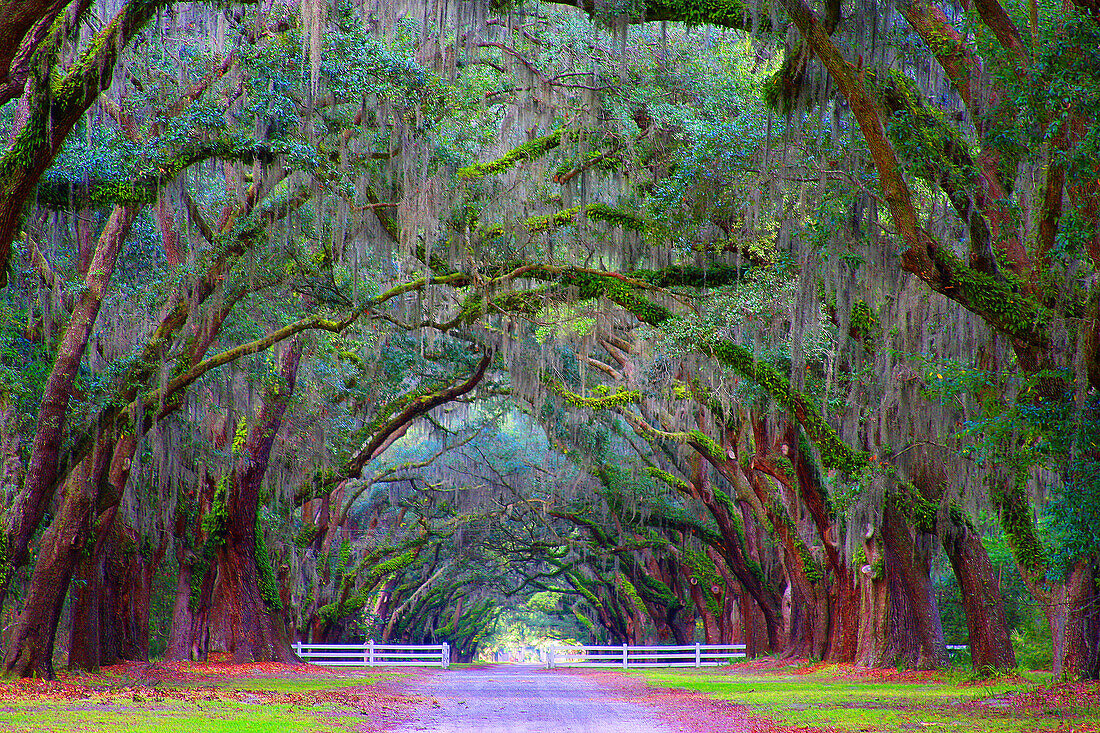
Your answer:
[706,546,740,645]
[67,551,103,671]
[188,562,218,662]
[165,550,198,661]
[1047,560,1100,678]
[855,525,890,667]
[740,501,785,653]
[741,459,829,660]
[216,340,302,664]
[740,587,770,658]
[827,572,860,663]
[165,471,218,661]
[885,506,947,670]
[680,429,787,652]
[687,572,721,643]
[2,443,112,678]
[1,203,137,610]
[68,516,162,670]
[5,423,144,677]
[216,535,297,663]
[856,505,947,670]
[67,507,117,672]
[103,524,165,663]
[785,579,832,660]
[942,518,1016,672]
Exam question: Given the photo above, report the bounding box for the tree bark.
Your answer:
[1046,560,1100,678]
[827,571,860,664]
[215,339,303,663]
[101,522,166,663]
[67,506,118,671]
[855,526,889,668]
[687,572,720,643]
[2,441,112,678]
[857,505,947,670]
[942,516,1016,671]
[1,203,137,610]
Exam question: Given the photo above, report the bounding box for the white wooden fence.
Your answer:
[547,643,746,668]
[294,640,450,668]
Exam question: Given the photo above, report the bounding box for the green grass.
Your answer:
[0,701,358,732]
[632,664,1091,733]
[0,668,402,732]
[175,673,394,692]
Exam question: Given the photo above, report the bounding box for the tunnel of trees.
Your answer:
[0,0,1095,679]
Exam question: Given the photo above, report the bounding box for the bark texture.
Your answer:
[215,340,303,663]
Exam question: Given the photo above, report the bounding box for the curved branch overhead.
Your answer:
[0,0,1093,680]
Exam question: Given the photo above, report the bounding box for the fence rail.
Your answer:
[295,640,450,668]
[548,643,746,668]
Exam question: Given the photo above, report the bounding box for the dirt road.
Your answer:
[392,664,676,732]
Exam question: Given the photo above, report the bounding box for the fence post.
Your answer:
[295,640,302,660]
[622,643,629,669]
[695,642,701,668]
[547,645,555,669]
[442,642,450,669]
[368,639,375,666]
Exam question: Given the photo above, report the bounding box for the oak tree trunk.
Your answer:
[1,203,137,611]
[856,505,947,670]
[215,340,302,663]
[942,519,1016,672]
[2,443,112,678]
[1047,560,1100,678]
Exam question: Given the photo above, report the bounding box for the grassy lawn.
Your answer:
[633,661,1100,732]
[0,662,419,733]
[0,701,358,733]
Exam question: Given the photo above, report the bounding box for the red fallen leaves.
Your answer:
[797,663,943,684]
[98,654,337,683]
[636,685,846,733]
[0,680,414,708]
[0,654,426,713]
[566,660,1100,733]
[964,678,1100,718]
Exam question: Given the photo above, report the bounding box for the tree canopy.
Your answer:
[0,0,1095,679]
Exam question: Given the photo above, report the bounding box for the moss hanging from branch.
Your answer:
[534,0,769,31]
[316,545,423,624]
[680,546,724,618]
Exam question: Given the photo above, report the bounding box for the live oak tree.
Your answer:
[0,0,471,675]
[0,0,1094,679]
[460,0,1093,674]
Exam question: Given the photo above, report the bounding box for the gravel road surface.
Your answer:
[392,664,676,733]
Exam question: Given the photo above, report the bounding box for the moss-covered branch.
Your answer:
[317,543,426,624]
[37,138,309,208]
[458,129,563,180]
[0,0,254,283]
[480,202,652,240]
[546,379,640,409]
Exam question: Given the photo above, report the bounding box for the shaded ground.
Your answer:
[558,666,822,733]
[392,663,676,732]
[0,655,428,732]
[625,658,1100,733]
[0,655,1097,732]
